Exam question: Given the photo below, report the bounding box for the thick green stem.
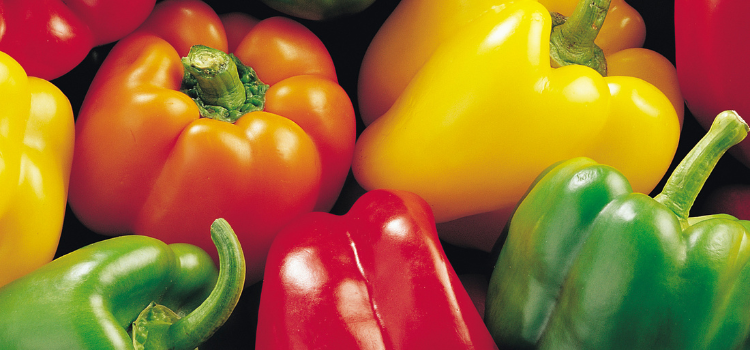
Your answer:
[655,110,749,229]
[549,0,610,76]
[182,45,245,110]
[167,218,246,350]
[181,45,268,123]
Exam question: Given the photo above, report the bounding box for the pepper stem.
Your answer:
[654,111,748,229]
[549,0,610,76]
[131,219,246,350]
[168,218,246,349]
[181,45,268,123]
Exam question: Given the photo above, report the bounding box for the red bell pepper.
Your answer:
[256,189,498,350]
[67,0,356,285]
[675,0,750,167]
[700,184,750,221]
[0,0,156,80]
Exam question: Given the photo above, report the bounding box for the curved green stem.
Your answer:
[549,0,610,76]
[131,219,246,350]
[167,218,246,350]
[655,110,749,229]
[181,45,268,123]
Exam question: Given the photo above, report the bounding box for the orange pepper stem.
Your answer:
[549,0,610,76]
[180,45,268,123]
[654,110,748,229]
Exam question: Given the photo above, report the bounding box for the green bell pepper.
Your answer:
[0,218,245,350]
[485,110,750,349]
[258,0,377,20]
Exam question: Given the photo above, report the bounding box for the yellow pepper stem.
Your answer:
[549,0,610,76]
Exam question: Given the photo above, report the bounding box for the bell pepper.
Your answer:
[256,189,498,350]
[67,0,356,285]
[675,0,750,167]
[485,110,750,349]
[352,0,681,253]
[257,0,377,20]
[0,51,75,288]
[358,0,682,126]
[0,0,155,80]
[0,218,245,350]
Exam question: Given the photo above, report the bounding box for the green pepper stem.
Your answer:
[181,45,268,123]
[182,45,246,110]
[167,218,246,350]
[655,110,748,229]
[549,0,610,76]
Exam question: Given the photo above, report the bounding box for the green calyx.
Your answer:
[131,218,246,350]
[548,0,610,76]
[181,45,269,123]
[655,110,749,229]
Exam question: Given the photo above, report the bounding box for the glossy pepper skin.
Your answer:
[0,0,155,80]
[675,0,750,167]
[0,218,245,350]
[353,0,680,253]
[358,0,682,126]
[256,189,499,350]
[0,51,75,288]
[258,0,377,20]
[485,111,750,349]
[67,0,356,285]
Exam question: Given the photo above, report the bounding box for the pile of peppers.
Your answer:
[3,0,750,348]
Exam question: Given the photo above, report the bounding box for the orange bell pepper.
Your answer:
[68,0,356,285]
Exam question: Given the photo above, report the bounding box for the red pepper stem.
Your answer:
[549,0,610,76]
[655,110,748,229]
[167,218,246,350]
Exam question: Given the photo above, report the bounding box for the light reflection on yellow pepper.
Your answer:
[0,52,75,287]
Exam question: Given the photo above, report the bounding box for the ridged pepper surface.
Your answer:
[358,0,682,125]
[257,189,498,350]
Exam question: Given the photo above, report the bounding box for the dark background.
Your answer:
[49,0,749,348]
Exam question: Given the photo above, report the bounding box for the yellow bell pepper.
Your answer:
[542,0,684,123]
[358,0,683,127]
[352,0,681,252]
[357,0,506,125]
[0,51,75,287]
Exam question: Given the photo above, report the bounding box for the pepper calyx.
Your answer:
[131,302,181,350]
[180,45,269,123]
